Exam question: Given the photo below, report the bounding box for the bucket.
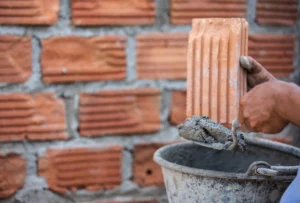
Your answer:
[154,136,300,203]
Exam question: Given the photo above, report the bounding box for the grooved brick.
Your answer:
[0,35,31,83]
[72,0,155,26]
[133,143,164,187]
[79,88,161,136]
[170,91,186,125]
[0,154,26,198]
[0,0,59,25]
[0,93,68,142]
[249,34,296,78]
[187,18,248,127]
[170,0,247,24]
[41,36,127,83]
[256,0,298,26]
[38,146,123,194]
[137,33,188,79]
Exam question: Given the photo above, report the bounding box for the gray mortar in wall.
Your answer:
[0,0,299,202]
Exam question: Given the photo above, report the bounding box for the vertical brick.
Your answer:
[0,0,59,25]
[0,35,31,83]
[170,91,186,125]
[38,146,123,194]
[41,36,127,83]
[249,34,296,78]
[170,0,247,24]
[72,0,155,26]
[0,93,68,142]
[187,18,248,127]
[0,154,26,198]
[137,33,188,79]
[256,0,298,26]
[79,88,161,137]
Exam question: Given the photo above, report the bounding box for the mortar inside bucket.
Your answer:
[154,137,300,203]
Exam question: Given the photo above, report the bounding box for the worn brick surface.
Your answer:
[137,33,188,79]
[133,143,164,187]
[0,0,59,25]
[0,154,26,198]
[0,35,31,83]
[187,18,248,127]
[0,93,68,142]
[249,34,296,78]
[38,146,122,194]
[256,0,298,26]
[170,0,247,24]
[170,91,186,125]
[41,36,127,83]
[72,0,155,26]
[79,88,161,136]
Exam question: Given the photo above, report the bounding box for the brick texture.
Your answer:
[79,88,161,136]
[133,143,164,187]
[170,91,186,125]
[0,0,59,25]
[41,36,127,83]
[170,0,247,24]
[249,34,296,78]
[72,0,155,26]
[0,35,31,83]
[137,33,188,79]
[0,154,26,198]
[256,0,298,26]
[0,93,68,142]
[187,18,248,127]
[38,146,122,194]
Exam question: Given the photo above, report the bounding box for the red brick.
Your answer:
[79,88,161,136]
[170,0,247,24]
[71,0,155,26]
[0,93,68,142]
[0,154,26,198]
[256,0,298,26]
[0,0,59,25]
[170,91,186,125]
[133,143,165,187]
[41,36,127,83]
[0,35,31,83]
[38,146,123,194]
[249,34,296,78]
[187,18,248,127]
[137,33,188,79]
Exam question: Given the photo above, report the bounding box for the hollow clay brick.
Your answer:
[71,0,155,26]
[0,0,59,25]
[137,33,188,79]
[79,88,161,136]
[256,0,298,26]
[0,93,68,142]
[0,35,31,83]
[0,154,26,198]
[38,146,123,194]
[170,0,247,24]
[41,36,127,83]
[170,91,186,125]
[249,34,296,78]
[187,18,248,127]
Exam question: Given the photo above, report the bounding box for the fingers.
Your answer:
[240,56,265,73]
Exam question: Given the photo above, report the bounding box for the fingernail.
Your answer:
[240,56,252,71]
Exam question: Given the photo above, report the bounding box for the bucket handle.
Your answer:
[247,161,298,177]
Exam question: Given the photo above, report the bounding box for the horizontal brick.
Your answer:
[72,0,155,26]
[0,0,59,25]
[137,33,188,79]
[38,146,123,194]
[41,36,127,83]
[79,88,161,136]
[170,0,247,24]
[0,154,26,198]
[0,93,68,142]
[0,35,31,83]
[256,0,298,26]
[249,34,296,78]
[170,91,186,125]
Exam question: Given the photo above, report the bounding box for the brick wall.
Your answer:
[0,0,299,203]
